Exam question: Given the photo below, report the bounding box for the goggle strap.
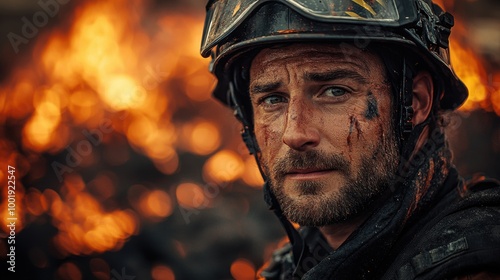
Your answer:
[401,57,415,142]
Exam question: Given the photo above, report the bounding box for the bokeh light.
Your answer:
[231,258,256,280]
[0,0,498,279]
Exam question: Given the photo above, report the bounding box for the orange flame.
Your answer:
[0,0,219,237]
[434,0,500,114]
[47,175,138,255]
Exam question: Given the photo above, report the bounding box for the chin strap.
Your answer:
[398,56,439,161]
[400,57,414,143]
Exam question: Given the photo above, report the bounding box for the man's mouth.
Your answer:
[284,168,336,180]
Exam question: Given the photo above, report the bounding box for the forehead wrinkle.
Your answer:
[255,48,370,72]
[250,60,310,93]
[250,46,380,96]
[250,81,282,94]
[304,69,369,85]
[299,51,369,71]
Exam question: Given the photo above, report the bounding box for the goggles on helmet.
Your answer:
[201,0,416,57]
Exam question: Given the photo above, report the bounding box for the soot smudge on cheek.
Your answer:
[365,92,380,120]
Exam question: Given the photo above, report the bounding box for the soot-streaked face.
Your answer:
[249,43,399,226]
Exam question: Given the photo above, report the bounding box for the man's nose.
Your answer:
[282,99,320,151]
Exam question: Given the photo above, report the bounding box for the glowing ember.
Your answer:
[230,258,256,280]
[175,182,207,209]
[242,156,265,187]
[181,119,221,155]
[203,150,245,183]
[138,189,174,219]
[47,175,138,256]
[151,264,176,280]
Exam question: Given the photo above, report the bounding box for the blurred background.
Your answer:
[0,0,498,279]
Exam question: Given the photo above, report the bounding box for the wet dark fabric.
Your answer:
[261,132,500,280]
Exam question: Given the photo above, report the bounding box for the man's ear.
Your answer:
[412,71,434,125]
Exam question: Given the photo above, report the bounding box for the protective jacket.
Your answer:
[261,132,500,279]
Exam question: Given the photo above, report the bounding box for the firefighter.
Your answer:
[200,0,500,279]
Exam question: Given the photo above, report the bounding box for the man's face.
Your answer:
[249,43,400,226]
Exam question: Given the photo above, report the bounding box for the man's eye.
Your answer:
[261,95,286,105]
[324,87,348,97]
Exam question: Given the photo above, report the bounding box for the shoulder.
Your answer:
[385,177,500,280]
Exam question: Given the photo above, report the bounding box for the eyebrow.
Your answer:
[304,69,368,84]
[250,81,282,94]
[249,69,368,95]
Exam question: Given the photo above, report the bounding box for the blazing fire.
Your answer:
[0,0,497,279]
[434,0,500,114]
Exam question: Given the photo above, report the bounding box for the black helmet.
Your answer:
[201,0,468,111]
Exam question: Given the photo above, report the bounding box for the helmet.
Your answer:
[201,0,468,111]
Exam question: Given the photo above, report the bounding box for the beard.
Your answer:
[262,125,399,227]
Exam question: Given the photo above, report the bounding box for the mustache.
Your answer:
[272,150,351,179]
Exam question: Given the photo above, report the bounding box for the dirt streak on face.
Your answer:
[347,115,354,151]
[249,43,399,226]
[347,115,363,151]
[365,91,380,119]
